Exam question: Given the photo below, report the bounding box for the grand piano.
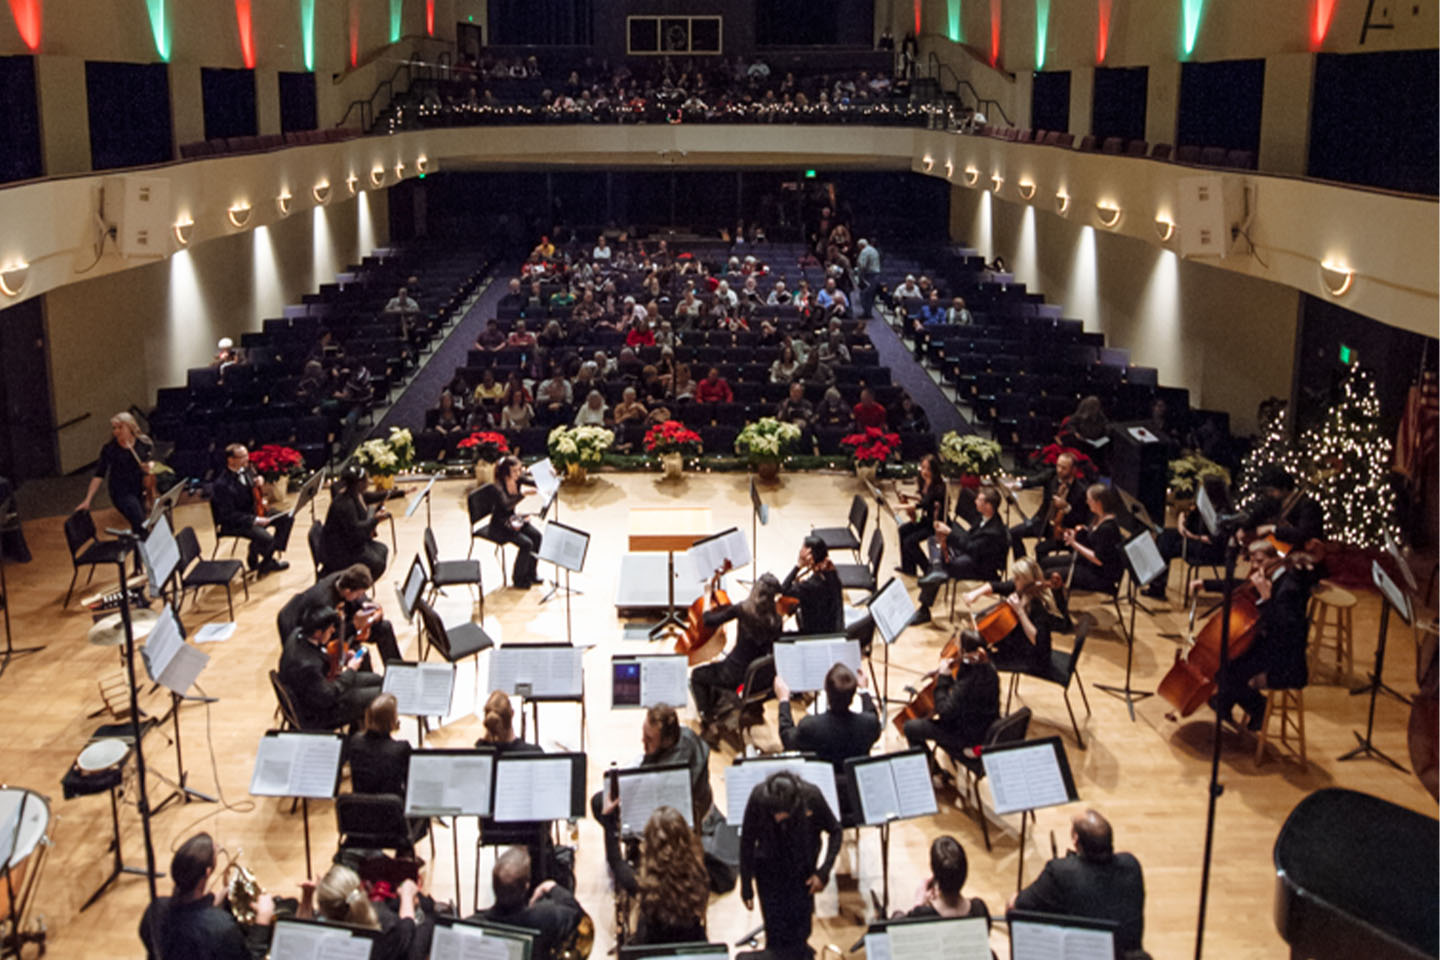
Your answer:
[1274,788,1438,959]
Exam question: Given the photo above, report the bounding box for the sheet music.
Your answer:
[493,757,574,822]
[750,478,769,526]
[140,514,180,594]
[981,742,1072,816]
[397,559,426,621]
[384,663,456,717]
[489,646,584,699]
[1196,484,1218,536]
[1010,921,1114,960]
[1384,530,1419,593]
[538,522,589,573]
[530,458,561,504]
[684,527,752,582]
[887,917,990,960]
[724,758,840,825]
[404,475,439,519]
[405,752,494,817]
[1373,560,1414,625]
[618,765,694,834]
[195,622,236,643]
[1123,532,1166,586]
[639,655,689,708]
[864,934,893,960]
[774,637,861,693]
[269,920,374,960]
[868,578,916,644]
[430,925,512,960]
[249,734,343,799]
[145,606,210,695]
[852,752,936,824]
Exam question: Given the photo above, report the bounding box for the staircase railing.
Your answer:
[926,51,1014,127]
[335,45,454,133]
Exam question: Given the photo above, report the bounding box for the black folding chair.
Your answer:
[1003,614,1094,749]
[947,707,1032,850]
[176,525,248,620]
[63,511,127,606]
[423,527,483,607]
[835,529,884,593]
[413,597,494,665]
[813,494,867,559]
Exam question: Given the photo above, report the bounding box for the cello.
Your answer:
[892,632,966,735]
[678,562,730,665]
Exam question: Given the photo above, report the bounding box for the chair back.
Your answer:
[335,793,413,851]
[845,611,876,654]
[466,486,497,528]
[739,653,776,705]
[175,526,202,574]
[413,597,451,659]
[1059,614,1094,685]
[865,529,884,577]
[422,527,440,575]
[986,706,1032,749]
[847,494,868,537]
[63,511,96,559]
[307,521,327,580]
[269,669,302,730]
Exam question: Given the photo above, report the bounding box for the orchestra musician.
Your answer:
[689,573,783,746]
[212,444,293,575]
[590,704,713,829]
[897,453,948,576]
[139,832,275,960]
[961,558,1069,676]
[780,535,843,634]
[77,412,156,534]
[480,456,541,589]
[276,563,402,664]
[278,606,382,730]
[1143,502,1225,600]
[912,486,1008,625]
[775,663,880,825]
[1007,451,1090,562]
[1241,465,1326,547]
[901,631,1000,765]
[300,864,428,960]
[321,465,389,579]
[599,806,709,946]
[1040,484,1126,618]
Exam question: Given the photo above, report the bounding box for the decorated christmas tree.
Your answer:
[1235,401,1297,512]
[1292,366,1400,548]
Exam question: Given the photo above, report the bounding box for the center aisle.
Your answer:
[862,312,971,437]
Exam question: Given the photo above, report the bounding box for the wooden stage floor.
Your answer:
[1,471,1431,959]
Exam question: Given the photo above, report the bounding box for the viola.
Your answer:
[678,562,731,666]
[327,601,378,679]
[777,559,834,618]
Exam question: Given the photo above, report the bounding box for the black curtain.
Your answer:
[1309,49,1438,195]
[0,57,41,183]
[1091,66,1147,142]
[487,0,593,45]
[279,71,318,133]
[86,61,173,170]
[201,67,258,141]
[1031,71,1071,133]
[1177,59,1264,151]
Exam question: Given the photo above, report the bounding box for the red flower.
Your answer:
[644,420,702,455]
[458,431,510,461]
[249,444,302,478]
[841,427,901,463]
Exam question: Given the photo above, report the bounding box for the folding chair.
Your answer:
[63,511,128,606]
[423,528,483,607]
[813,494,867,559]
[946,707,1032,850]
[1002,614,1093,749]
[176,525,248,620]
[835,529,884,594]
[414,597,493,665]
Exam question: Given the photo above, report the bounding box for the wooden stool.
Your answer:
[1254,687,1306,769]
[1307,582,1357,680]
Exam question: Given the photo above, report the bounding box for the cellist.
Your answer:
[901,631,1000,770]
[779,536,843,635]
[960,558,1069,676]
[689,573,783,748]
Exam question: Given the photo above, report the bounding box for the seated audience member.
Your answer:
[914,486,1009,624]
[617,347,646,378]
[917,290,946,329]
[277,563,401,663]
[498,279,525,311]
[818,331,850,365]
[574,390,610,426]
[384,286,419,316]
[767,280,793,305]
[946,296,973,326]
[770,345,801,383]
[613,387,648,424]
[852,388,888,429]
[300,864,425,960]
[473,368,505,404]
[500,389,535,430]
[896,392,930,432]
[279,606,383,730]
[893,274,923,304]
[140,832,275,960]
[600,806,709,945]
[506,320,538,351]
[471,847,586,960]
[1010,810,1145,958]
[695,366,733,404]
[814,387,852,428]
[476,320,507,352]
[776,381,814,428]
[671,363,696,402]
[740,771,842,958]
[898,836,990,923]
[799,350,835,390]
[901,631,1000,762]
[347,693,410,797]
[321,466,389,579]
[593,234,612,261]
[626,318,656,348]
[591,704,713,828]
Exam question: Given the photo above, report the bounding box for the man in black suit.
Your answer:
[1008,451,1091,561]
[780,536,844,635]
[139,832,274,960]
[277,563,401,664]
[902,632,1000,762]
[776,663,881,825]
[213,444,293,575]
[1245,465,1326,547]
[590,703,714,828]
[278,606,382,730]
[1010,809,1146,958]
[471,847,586,960]
[913,486,1009,625]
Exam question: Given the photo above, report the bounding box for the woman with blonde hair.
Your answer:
[961,556,1068,675]
[475,690,542,755]
[301,863,423,960]
[601,805,708,944]
[77,411,155,532]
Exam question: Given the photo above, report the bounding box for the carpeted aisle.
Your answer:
[863,313,971,437]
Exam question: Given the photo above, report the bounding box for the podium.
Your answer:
[627,507,713,640]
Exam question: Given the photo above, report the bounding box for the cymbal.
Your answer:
[88,608,161,647]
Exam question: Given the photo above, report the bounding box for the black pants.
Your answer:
[358,539,389,580]
[756,872,815,954]
[1009,515,1045,559]
[917,555,990,609]
[323,670,383,729]
[1215,646,1273,723]
[691,657,745,720]
[494,521,540,587]
[237,513,294,567]
[902,717,977,761]
[1151,529,1225,593]
[366,619,402,664]
[113,491,148,534]
[898,520,933,575]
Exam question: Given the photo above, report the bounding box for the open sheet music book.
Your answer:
[384,661,456,717]
[1122,530,1166,587]
[140,514,180,595]
[249,732,344,799]
[405,749,495,818]
[530,458,561,506]
[980,736,1078,816]
[1373,559,1414,625]
[488,644,585,700]
[846,750,937,825]
[684,527,751,583]
[864,916,990,960]
[1007,911,1117,960]
[867,577,917,644]
[611,654,689,709]
[773,635,862,692]
[270,918,377,960]
[430,917,536,960]
[538,521,590,573]
[724,755,840,825]
[616,762,694,835]
[492,753,585,822]
[143,604,209,696]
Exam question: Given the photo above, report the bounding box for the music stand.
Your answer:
[1007,910,1118,959]
[980,736,1079,892]
[290,467,327,522]
[383,659,457,747]
[489,644,587,749]
[1338,561,1413,771]
[745,477,769,585]
[845,749,937,915]
[143,605,217,812]
[538,521,589,643]
[1093,531,1161,720]
[405,746,495,911]
[142,481,185,536]
[610,654,689,710]
[866,577,917,713]
[863,915,990,960]
[0,491,41,678]
[248,731,344,877]
[403,473,441,530]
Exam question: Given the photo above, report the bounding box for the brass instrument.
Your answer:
[558,908,595,960]
[223,849,263,924]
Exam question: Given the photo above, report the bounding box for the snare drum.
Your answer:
[76,738,131,775]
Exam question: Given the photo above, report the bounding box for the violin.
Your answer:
[1157,541,1323,718]
[777,558,834,618]
[327,600,378,679]
[679,562,731,665]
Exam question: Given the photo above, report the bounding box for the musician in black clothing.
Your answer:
[140,832,274,960]
[1142,504,1225,600]
[781,536,843,634]
[600,806,709,945]
[962,558,1068,676]
[1040,485,1126,614]
[776,663,880,824]
[1008,451,1090,561]
[1010,810,1146,959]
[472,847,587,960]
[278,606,382,730]
[690,573,783,744]
[321,465,389,578]
[1244,465,1326,547]
[590,704,713,827]
[78,412,154,534]
[898,453,948,575]
[913,486,1009,625]
[212,444,293,574]
[480,456,541,588]
[902,632,1001,761]
[276,564,402,664]
[740,771,842,958]
[896,836,990,924]
[346,693,410,796]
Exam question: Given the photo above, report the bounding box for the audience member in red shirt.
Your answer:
[625,318,656,348]
[852,387,888,429]
[695,367,734,404]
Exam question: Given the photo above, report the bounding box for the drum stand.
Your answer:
[0,499,43,683]
[80,779,160,911]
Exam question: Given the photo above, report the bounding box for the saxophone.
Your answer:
[222,850,263,924]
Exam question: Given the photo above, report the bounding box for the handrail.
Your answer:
[924,50,1014,127]
[336,51,423,133]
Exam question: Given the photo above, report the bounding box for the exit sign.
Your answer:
[1339,344,1356,365]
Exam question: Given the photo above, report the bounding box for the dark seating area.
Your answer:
[177,125,359,160]
[976,125,1257,171]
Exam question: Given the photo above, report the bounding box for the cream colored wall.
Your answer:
[950,184,1299,434]
[47,190,388,473]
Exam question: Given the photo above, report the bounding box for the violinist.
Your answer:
[212,444,294,575]
[321,465,389,579]
[1007,451,1090,562]
[278,606,382,730]
[77,412,155,535]
[961,558,1068,676]
[780,536,843,634]
[898,453,948,576]
[481,456,541,588]
[690,573,783,747]
[1142,501,1225,601]
[912,486,1008,626]
[1241,466,1325,547]
[1040,484,1126,617]
[276,564,402,664]
[901,631,1000,765]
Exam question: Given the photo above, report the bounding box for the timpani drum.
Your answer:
[0,787,51,922]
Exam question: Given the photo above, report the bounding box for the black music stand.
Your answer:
[978,736,1078,893]
[0,492,42,680]
[1338,560,1413,771]
[144,607,219,813]
[1093,532,1162,720]
[742,477,769,586]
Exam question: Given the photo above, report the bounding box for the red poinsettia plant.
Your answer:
[457,431,510,463]
[644,420,703,456]
[1032,443,1096,479]
[841,427,902,464]
[248,444,303,481]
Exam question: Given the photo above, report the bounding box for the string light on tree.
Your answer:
[1236,402,1298,513]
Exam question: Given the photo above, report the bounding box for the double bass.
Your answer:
[678,562,730,665]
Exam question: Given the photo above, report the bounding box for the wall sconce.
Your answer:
[370,166,386,187]
[394,161,405,178]
[1154,216,1176,242]
[944,159,954,179]
[0,262,29,297]
[963,166,980,186]
[416,156,429,174]
[1017,180,1036,200]
[1095,201,1122,228]
[346,173,359,194]
[923,155,934,172]
[276,191,293,216]
[313,181,331,204]
[227,202,253,228]
[173,218,194,246]
[990,173,1005,193]
[1320,259,1354,296]
[1055,190,1071,215]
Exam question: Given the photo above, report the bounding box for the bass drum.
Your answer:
[0,787,52,921]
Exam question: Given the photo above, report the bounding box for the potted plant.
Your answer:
[458,431,511,484]
[939,431,1003,487]
[841,427,901,484]
[735,417,802,482]
[644,420,703,480]
[248,444,303,502]
[1030,442,1096,481]
[547,424,615,482]
[353,427,415,491]
[1168,453,1231,504]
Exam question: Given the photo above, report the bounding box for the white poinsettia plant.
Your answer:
[548,424,614,468]
[734,417,802,463]
[352,427,415,477]
[939,431,1003,477]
